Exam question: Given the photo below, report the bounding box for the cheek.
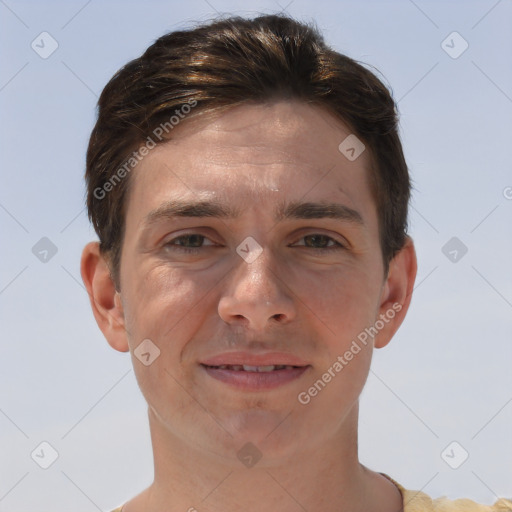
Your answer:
[122,263,215,348]
[121,266,214,410]
[289,263,381,337]
[294,337,373,445]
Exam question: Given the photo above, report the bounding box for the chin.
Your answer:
[216,409,304,461]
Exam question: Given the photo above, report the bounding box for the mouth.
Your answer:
[202,364,302,372]
[200,362,310,390]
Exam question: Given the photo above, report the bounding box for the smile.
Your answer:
[204,364,299,372]
[200,363,310,390]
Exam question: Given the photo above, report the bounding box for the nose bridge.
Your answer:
[218,244,295,328]
[232,242,283,302]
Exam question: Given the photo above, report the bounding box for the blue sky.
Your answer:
[1,1,511,510]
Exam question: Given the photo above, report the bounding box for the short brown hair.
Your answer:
[85,14,410,288]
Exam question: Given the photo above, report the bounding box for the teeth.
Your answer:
[213,364,295,372]
[243,365,275,372]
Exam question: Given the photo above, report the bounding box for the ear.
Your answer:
[80,241,129,352]
[374,237,417,349]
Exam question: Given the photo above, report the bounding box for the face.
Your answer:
[88,101,414,464]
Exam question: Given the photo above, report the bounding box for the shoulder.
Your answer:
[380,474,512,512]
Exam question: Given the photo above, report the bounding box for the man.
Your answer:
[80,14,511,512]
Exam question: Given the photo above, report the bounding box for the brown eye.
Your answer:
[164,233,217,254]
[293,234,344,252]
[172,234,206,248]
[303,235,336,249]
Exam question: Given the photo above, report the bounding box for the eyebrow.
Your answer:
[142,199,364,227]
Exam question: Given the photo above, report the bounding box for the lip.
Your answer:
[201,352,309,367]
[201,365,310,391]
[200,352,311,391]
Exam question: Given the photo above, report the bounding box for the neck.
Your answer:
[125,401,399,512]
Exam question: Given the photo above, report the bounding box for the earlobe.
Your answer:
[374,237,417,349]
[80,241,129,353]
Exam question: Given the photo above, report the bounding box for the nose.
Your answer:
[217,248,296,330]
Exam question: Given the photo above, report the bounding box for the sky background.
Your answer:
[1,0,511,510]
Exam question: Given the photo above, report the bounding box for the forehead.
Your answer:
[126,100,375,222]
[152,101,362,168]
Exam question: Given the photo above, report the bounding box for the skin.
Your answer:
[81,100,417,512]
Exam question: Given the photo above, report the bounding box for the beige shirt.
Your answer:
[383,474,512,512]
[109,473,512,511]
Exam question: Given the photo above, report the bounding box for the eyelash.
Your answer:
[164,233,345,254]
